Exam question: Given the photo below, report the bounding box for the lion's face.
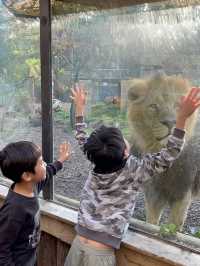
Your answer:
[127,75,198,152]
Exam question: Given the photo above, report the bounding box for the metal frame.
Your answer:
[40,0,53,200]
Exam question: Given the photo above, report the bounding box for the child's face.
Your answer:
[31,156,47,183]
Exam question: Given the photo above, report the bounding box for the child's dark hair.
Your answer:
[0,141,41,183]
[83,125,126,173]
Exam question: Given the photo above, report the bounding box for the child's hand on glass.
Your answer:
[58,142,71,163]
[70,84,87,116]
[176,87,200,129]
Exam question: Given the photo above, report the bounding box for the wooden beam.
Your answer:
[61,0,168,8]
[54,0,200,15]
[3,0,200,17]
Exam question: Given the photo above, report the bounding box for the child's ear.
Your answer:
[21,172,32,182]
[124,148,129,159]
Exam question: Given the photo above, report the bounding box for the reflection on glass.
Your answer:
[52,1,200,238]
[0,3,41,153]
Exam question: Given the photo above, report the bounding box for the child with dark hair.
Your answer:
[65,85,200,266]
[0,141,70,266]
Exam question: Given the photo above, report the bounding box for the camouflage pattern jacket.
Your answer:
[75,117,185,249]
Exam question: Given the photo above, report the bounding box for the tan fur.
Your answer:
[127,75,197,152]
[127,74,199,230]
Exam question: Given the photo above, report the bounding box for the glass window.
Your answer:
[52,1,200,242]
[0,2,41,183]
[1,0,200,247]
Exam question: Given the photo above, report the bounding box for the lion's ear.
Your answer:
[128,79,148,104]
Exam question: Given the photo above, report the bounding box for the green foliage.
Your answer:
[0,6,40,87]
[58,68,65,75]
[52,101,130,138]
[90,102,120,120]
[194,230,200,238]
[160,224,178,238]
[190,228,200,239]
[54,109,69,122]
[25,58,40,79]
[87,102,130,138]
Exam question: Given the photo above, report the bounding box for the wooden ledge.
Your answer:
[0,184,200,266]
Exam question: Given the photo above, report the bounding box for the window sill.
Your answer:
[0,184,200,266]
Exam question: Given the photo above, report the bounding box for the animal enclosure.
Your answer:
[0,0,200,249]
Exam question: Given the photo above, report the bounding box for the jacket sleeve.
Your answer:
[36,161,63,193]
[128,127,185,186]
[0,215,22,266]
[75,116,88,149]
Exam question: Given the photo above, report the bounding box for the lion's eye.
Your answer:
[128,92,139,101]
[148,104,158,111]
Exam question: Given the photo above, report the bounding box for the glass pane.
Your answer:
[0,2,41,182]
[52,1,200,242]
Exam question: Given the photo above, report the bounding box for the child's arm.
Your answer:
[75,116,88,147]
[128,87,200,183]
[128,128,184,184]
[70,84,88,148]
[36,142,71,193]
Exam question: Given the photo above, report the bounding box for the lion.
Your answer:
[127,74,200,230]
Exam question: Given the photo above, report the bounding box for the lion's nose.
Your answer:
[160,120,176,130]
